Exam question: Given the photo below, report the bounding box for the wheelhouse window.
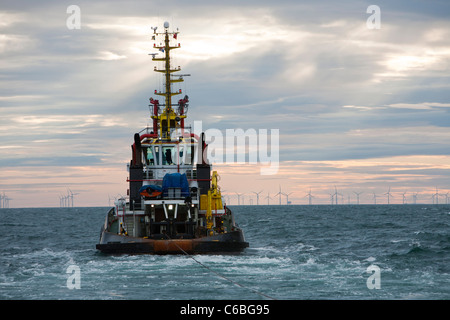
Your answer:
[179,142,196,165]
[162,146,176,165]
[145,147,155,165]
[153,146,160,165]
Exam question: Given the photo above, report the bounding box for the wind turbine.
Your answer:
[1,192,6,208]
[328,192,334,205]
[384,187,394,205]
[283,192,293,205]
[265,192,271,205]
[67,189,74,207]
[353,191,363,205]
[372,192,378,205]
[251,190,263,205]
[67,188,79,207]
[60,194,64,207]
[444,192,449,205]
[108,194,114,207]
[220,189,230,205]
[432,187,439,205]
[402,191,407,204]
[275,186,283,205]
[1,193,11,208]
[235,192,243,206]
[333,186,342,205]
[412,192,419,204]
[305,189,314,205]
[5,196,11,208]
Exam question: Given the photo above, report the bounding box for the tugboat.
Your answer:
[96,22,249,254]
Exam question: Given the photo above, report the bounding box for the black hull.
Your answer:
[96,230,249,255]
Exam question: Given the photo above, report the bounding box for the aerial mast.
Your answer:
[151,21,187,139]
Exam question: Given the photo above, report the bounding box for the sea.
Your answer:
[0,205,449,301]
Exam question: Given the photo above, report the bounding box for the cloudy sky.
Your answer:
[1,0,450,207]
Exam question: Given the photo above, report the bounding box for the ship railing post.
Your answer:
[206,190,213,236]
[187,206,191,219]
[174,203,178,219]
[162,201,168,219]
[132,200,136,237]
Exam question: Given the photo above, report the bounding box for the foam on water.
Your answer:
[0,205,449,299]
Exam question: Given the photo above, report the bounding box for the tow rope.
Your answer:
[168,237,277,300]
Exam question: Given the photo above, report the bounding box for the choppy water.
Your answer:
[0,205,449,300]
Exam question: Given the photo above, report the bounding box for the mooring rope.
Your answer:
[168,237,277,300]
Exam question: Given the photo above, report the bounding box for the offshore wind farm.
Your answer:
[0,184,442,209]
[221,186,450,206]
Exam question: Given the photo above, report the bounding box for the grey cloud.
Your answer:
[0,155,104,167]
[1,1,450,206]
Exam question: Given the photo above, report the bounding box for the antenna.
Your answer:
[171,73,191,79]
[150,21,185,138]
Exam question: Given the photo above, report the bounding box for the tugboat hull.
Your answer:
[96,230,249,254]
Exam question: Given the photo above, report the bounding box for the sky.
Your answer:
[1,0,450,207]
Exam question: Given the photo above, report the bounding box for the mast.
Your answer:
[151,21,187,139]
